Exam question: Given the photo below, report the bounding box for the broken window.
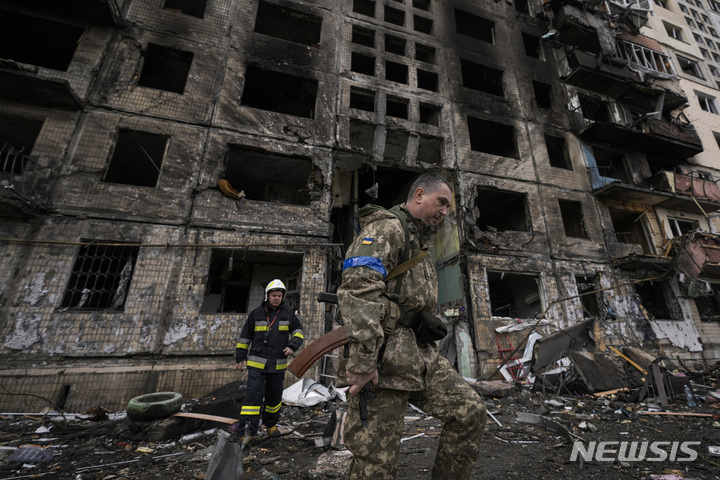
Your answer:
[635,281,681,320]
[0,10,85,71]
[558,199,588,239]
[201,250,302,314]
[349,120,375,152]
[544,134,572,170]
[467,117,519,159]
[668,217,698,236]
[454,9,494,44]
[138,44,194,94]
[476,187,529,232]
[593,145,629,183]
[417,69,438,91]
[385,5,404,26]
[241,65,318,118]
[515,0,530,14]
[533,81,552,109]
[578,95,610,122]
[225,145,314,205]
[415,43,436,64]
[460,59,504,97]
[103,129,168,187]
[353,0,376,17]
[163,0,207,18]
[351,52,376,76]
[677,55,704,78]
[385,129,409,161]
[609,208,652,253]
[413,15,433,34]
[416,135,443,165]
[694,283,720,321]
[419,103,440,125]
[60,242,139,311]
[352,25,375,47]
[385,34,406,55]
[0,115,44,174]
[487,271,541,318]
[386,60,408,84]
[254,1,323,47]
[576,276,601,318]
[522,32,543,59]
[350,87,375,112]
[386,95,409,119]
[664,22,685,41]
[617,40,676,75]
[697,92,719,114]
[413,0,431,11]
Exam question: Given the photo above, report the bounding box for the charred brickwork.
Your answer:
[1,0,719,412]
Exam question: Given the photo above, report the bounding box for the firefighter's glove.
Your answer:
[416,310,448,344]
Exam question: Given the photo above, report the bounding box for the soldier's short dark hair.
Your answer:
[406,173,452,203]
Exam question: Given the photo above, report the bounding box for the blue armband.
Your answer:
[342,256,388,279]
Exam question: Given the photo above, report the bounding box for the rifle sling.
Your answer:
[386,249,427,281]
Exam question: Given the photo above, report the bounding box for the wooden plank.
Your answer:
[638,411,717,418]
[174,412,240,424]
[591,387,630,397]
[651,363,668,407]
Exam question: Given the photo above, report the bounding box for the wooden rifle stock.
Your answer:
[287,326,347,378]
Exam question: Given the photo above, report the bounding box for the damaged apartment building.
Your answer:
[1,0,720,412]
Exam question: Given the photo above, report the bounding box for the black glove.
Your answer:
[415,310,448,344]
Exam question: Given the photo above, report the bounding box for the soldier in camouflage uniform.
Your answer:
[337,173,486,480]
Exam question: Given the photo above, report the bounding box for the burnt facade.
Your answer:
[1,0,719,412]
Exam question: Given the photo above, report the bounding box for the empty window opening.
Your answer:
[0,10,84,71]
[455,9,494,44]
[522,33,542,59]
[593,145,628,182]
[668,217,698,237]
[544,134,572,170]
[419,103,440,125]
[533,81,552,108]
[417,69,438,91]
[417,135,443,165]
[226,145,314,205]
[385,5,405,26]
[351,52,376,76]
[609,208,652,253]
[695,284,720,321]
[385,60,408,84]
[467,117,518,159]
[201,250,302,314]
[254,1,323,47]
[576,276,601,318]
[677,55,704,78]
[353,0,376,17]
[385,34,406,55]
[104,129,168,187]
[56,384,72,410]
[241,65,318,118]
[413,0,431,11]
[352,25,375,47]
[349,120,376,152]
[350,87,375,112]
[476,187,528,232]
[163,0,207,18]
[413,15,433,34]
[487,271,541,318]
[579,95,610,122]
[461,60,504,96]
[385,129,409,161]
[138,44,194,94]
[386,96,409,119]
[60,242,139,311]
[415,43,436,64]
[515,0,530,14]
[352,165,420,211]
[558,199,588,238]
[0,115,44,174]
[635,281,680,319]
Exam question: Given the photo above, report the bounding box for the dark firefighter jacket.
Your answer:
[235,303,304,371]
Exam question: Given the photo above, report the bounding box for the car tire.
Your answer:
[126,391,184,420]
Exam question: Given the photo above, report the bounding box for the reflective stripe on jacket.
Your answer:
[235,303,304,371]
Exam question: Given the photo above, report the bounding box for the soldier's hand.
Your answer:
[346,369,378,395]
[235,361,246,371]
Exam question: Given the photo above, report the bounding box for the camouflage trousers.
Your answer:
[344,355,486,480]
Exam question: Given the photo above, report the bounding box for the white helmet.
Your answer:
[264,279,286,302]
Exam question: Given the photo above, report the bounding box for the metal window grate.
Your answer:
[635,281,679,319]
[60,242,139,310]
[1,142,29,174]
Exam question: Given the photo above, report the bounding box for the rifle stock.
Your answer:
[287,325,347,378]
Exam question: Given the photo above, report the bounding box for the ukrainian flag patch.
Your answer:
[362,238,374,245]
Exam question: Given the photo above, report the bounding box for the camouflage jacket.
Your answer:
[337,203,440,391]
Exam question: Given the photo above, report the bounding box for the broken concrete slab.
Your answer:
[470,380,517,398]
[568,350,628,393]
[531,320,595,371]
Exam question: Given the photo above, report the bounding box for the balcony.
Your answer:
[0,66,82,110]
[0,0,125,26]
[578,116,703,159]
